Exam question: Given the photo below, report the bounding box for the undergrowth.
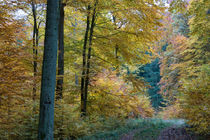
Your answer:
[79,118,176,140]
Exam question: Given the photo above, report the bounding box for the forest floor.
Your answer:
[80,119,208,140]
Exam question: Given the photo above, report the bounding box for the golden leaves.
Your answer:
[88,70,154,118]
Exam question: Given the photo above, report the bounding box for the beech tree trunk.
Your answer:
[115,46,119,76]
[56,1,65,100]
[112,15,120,76]
[31,0,38,100]
[81,5,90,116]
[38,0,59,139]
[83,0,97,116]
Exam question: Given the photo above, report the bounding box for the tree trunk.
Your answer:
[81,5,90,116]
[56,1,65,100]
[112,15,120,76]
[75,73,78,85]
[31,0,38,101]
[115,46,119,76]
[56,2,65,139]
[38,0,59,139]
[83,0,98,116]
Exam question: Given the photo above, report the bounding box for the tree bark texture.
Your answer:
[83,0,98,116]
[32,0,39,100]
[38,0,59,139]
[56,1,65,100]
[81,5,90,116]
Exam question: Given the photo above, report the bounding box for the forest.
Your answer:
[0,0,209,140]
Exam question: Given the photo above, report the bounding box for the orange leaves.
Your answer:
[159,35,188,98]
[0,3,32,138]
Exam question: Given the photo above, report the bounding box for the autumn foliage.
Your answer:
[158,0,210,134]
[0,0,209,139]
[89,70,154,118]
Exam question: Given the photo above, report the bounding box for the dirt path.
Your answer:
[120,129,139,140]
[157,126,192,140]
[120,126,193,140]
[120,126,207,140]
[120,119,203,140]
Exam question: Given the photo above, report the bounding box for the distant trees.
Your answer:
[136,58,164,109]
[158,0,210,134]
[180,0,210,134]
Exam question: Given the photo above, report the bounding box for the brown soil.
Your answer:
[120,126,208,140]
[157,126,193,140]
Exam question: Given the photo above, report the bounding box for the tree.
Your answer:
[158,10,190,100]
[31,0,39,101]
[83,0,98,116]
[158,0,210,133]
[38,0,59,139]
[179,0,210,133]
[77,0,163,116]
[81,4,91,116]
[0,1,32,139]
[56,0,66,100]
[184,0,210,77]
[136,58,164,109]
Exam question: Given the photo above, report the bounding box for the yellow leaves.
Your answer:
[179,66,210,134]
[188,0,210,41]
[168,0,188,13]
[158,100,183,120]
[87,70,154,118]
[64,0,164,77]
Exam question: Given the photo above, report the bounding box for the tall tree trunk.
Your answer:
[81,5,90,116]
[115,46,119,76]
[56,1,65,139]
[75,73,78,85]
[83,0,97,116]
[112,15,120,76]
[32,0,38,101]
[38,0,59,139]
[56,1,65,100]
[7,95,11,139]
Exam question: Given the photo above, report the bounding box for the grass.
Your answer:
[79,118,179,140]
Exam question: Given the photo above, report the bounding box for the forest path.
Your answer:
[156,126,193,140]
[119,119,195,140]
[80,119,207,140]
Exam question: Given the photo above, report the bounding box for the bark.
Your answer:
[115,46,120,76]
[32,0,38,100]
[83,0,98,116]
[81,5,91,116]
[75,73,78,85]
[112,15,120,76]
[56,1,65,100]
[55,1,65,139]
[38,0,59,139]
